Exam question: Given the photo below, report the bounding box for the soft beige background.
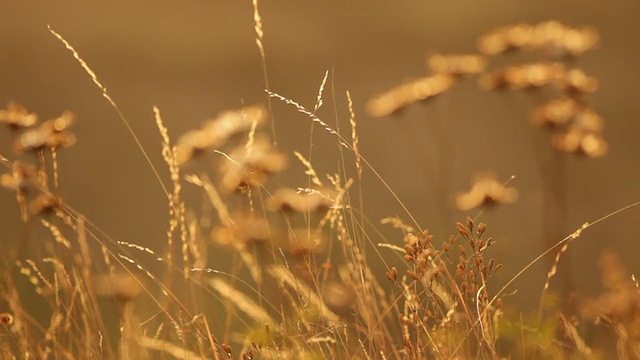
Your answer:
[1,0,639,311]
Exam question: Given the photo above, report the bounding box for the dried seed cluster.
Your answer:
[478,22,606,158]
[388,218,503,356]
[0,103,76,153]
[450,218,501,298]
[366,21,606,158]
[176,104,287,193]
[477,21,599,57]
[0,103,74,220]
[366,52,490,117]
[14,111,76,153]
[219,137,287,193]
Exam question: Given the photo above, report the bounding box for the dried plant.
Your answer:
[0,16,637,360]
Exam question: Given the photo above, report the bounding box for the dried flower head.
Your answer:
[0,161,37,191]
[29,193,62,215]
[219,137,287,192]
[0,313,14,326]
[174,130,213,166]
[530,97,584,127]
[93,272,142,302]
[175,104,266,165]
[554,68,599,94]
[366,73,454,117]
[268,187,335,213]
[572,109,604,132]
[288,228,325,256]
[0,102,38,129]
[14,111,76,152]
[456,172,518,211]
[479,62,566,90]
[477,24,534,55]
[427,53,487,76]
[552,126,607,158]
[212,212,271,246]
[478,21,599,57]
[529,21,599,57]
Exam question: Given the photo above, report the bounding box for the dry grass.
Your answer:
[0,16,639,360]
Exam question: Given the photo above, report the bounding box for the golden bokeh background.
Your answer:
[2,0,640,312]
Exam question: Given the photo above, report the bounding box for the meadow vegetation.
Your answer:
[1,7,640,360]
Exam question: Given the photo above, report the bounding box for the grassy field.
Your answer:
[1,2,640,359]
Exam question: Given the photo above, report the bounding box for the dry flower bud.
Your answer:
[477,223,487,235]
[386,267,398,281]
[404,244,414,255]
[0,313,14,326]
[407,270,420,281]
[466,217,474,231]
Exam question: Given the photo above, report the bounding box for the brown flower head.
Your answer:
[212,212,271,246]
[478,21,599,57]
[29,193,63,215]
[552,126,607,158]
[175,104,266,166]
[479,62,566,90]
[0,161,37,192]
[366,73,454,117]
[219,137,287,192]
[554,68,598,94]
[0,102,38,129]
[530,97,584,128]
[14,111,76,152]
[456,172,518,211]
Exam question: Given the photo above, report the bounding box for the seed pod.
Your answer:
[477,223,487,236]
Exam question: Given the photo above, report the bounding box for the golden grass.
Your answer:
[0,16,639,360]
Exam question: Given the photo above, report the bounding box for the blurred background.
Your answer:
[1,0,639,314]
